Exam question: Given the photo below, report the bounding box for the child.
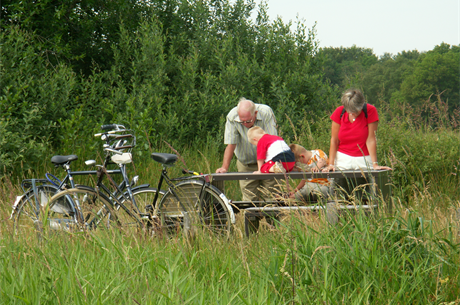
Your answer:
[247,126,295,174]
[288,144,331,202]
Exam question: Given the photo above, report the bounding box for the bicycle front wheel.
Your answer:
[12,185,59,236]
[156,180,233,235]
[45,187,117,231]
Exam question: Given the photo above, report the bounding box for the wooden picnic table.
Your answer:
[210,169,390,181]
[208,169,391,205]
[205,169,392,236]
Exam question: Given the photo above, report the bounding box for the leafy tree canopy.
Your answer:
[317,45,378,88]
[398,43,459,109]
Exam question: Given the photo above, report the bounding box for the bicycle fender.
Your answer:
[207,184,235,224]
[131,184,151,191]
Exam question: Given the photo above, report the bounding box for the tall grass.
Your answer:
[0,98,459,304]
[1,194,459,304]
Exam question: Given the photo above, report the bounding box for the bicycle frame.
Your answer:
[151,163,213,212]
[93,164,144,224]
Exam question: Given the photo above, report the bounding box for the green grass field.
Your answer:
[1,101,459,304]
[1,161,459,304]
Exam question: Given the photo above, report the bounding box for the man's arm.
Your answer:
[216,144,236,173]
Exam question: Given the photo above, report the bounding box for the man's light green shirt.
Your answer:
[224,104,278,165]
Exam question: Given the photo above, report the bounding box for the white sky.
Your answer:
[258,0,459,57]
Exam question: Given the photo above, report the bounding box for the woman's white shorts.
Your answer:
[335,151,373,170]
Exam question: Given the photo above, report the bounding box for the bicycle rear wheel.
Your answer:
[155,180,233,235]
[12,185,59,236]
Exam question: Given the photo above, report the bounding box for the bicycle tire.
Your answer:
[156,180,234,235]
[12,184,59,236]
[118,187,166,229]
[45,187,118,231]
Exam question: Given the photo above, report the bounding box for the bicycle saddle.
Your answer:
[150,153,177,166]
[51,155,78,165]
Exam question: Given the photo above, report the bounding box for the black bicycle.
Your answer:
[147,152,235,235]
[11,124,158,234]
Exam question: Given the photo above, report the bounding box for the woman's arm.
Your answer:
[367,122,392,170]
[323,121,340,172]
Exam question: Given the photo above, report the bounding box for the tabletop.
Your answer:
[207,169,391,181]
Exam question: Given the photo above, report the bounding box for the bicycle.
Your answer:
[40,151,235,235]
[148,152,235,235]
[11,124,158,234]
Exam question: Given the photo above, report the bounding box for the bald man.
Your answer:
[216,97,278,202]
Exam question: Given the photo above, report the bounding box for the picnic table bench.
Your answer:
[208,170,392,236]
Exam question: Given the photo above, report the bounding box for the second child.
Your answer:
[289,144,331,202]
[247,126,295,174]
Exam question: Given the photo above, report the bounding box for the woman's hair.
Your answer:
[289,144,307,162]
[341,89,365,113]
[247,126,265,144]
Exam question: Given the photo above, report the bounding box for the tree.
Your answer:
[318,45,378,89]
[1,0,147,75]
[398,43,459,109]
[362,50,420,106]
[1,0,336,174]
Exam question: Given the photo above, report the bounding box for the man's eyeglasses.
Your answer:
[239,118,255,124]
[238,112,257,125]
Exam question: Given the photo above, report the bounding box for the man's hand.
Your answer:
[216,144,236,174]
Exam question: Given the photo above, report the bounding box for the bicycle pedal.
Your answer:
[145,204,153,213]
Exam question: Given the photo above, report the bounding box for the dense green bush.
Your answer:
[1,0,335,176]
[376,98,460,201]
[0,27,77,172]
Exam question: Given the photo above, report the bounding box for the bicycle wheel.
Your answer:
[118,187,166,229]
[156,180,233,235]
[196,183,233,234]
[45,187,118,231]
[153,189,188,236]
[12,185,59,236]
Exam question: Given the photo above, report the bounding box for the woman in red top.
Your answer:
[323,89,392,172]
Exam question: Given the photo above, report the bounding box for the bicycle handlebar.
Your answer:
[113,145,133,150]
[182,169,201,176]
[104,147,123,155]
[95,124,131,137]
[101,124,125,131]
[94,124,136,155]
[112,134,133,139]
[94,131,117,137]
